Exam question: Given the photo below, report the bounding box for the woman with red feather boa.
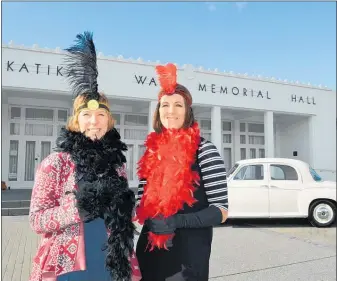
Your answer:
[135,63,229,281]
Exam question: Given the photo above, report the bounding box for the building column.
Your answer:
[148,100,158,133]
[264,111,274,158]
[233,120,241,162]
[211,106,222,157]
[308,116,315,166]
[2,103,9,184]
[274,123,282,158]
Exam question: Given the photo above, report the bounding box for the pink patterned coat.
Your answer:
[28,151,129,281]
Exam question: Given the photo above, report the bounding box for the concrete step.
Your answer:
[1,189,137,217]
[2,207,30,216]
[1,189,32,201]
[2,200,31,208]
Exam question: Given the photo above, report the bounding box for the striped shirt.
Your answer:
[136,138,228,211]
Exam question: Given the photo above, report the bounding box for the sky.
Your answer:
[2,2,336,90]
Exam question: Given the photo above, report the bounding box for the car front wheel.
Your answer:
[309,200,336,227]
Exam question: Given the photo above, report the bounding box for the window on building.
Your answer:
[222,120,233,171]
[8,140,19,181]
[115,112,149,185]
[112,113,121,126]
[22,107,68,137]
[8,106,69,185]
[222,121,231,131]
[248,136,265,145]
[124,129,148,140]
[223,148,232,172]
[25,108,54,121]
[125,114,148,126]
[56,109,69,137]
[240,123,246,132]
[11,107,21,119]
[222,134,232,143]
[259,149,265,158]
[25,124,53,136]
[239,122,265,160]
[10,107,21,135]
[248,123,264,133]
[58,110,68,122]
[24,141,36,181]
[10,123,20,135]
[138,145,146,160]
[250,148,256,159]
[200,120,211,130]
[201,132,211,140]
[240,148,246,160]
[40,141,51,162]
[122,114,148,140]
[197,118,212,140]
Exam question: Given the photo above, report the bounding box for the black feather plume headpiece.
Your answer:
[64,31,109,112]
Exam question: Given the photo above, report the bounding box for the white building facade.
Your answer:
[2,44,336,189]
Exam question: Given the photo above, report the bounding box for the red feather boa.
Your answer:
[136,122,201,250]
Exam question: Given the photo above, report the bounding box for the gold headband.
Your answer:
[76,99,110,112]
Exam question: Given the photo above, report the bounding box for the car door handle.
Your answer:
[270,185,280,189]
[260,185,268,188]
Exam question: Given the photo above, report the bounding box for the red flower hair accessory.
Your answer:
[156,63,192,106]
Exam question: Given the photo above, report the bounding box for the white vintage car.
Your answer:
[226,158,336,227]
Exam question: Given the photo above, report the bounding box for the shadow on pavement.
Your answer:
[217,218,337,228]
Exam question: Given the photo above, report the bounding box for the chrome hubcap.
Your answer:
[313,204,334,224]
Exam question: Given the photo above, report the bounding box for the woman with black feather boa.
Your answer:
[29,32,139,281]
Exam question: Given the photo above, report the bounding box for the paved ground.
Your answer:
[1,217,336,281]
[209,219,336,281]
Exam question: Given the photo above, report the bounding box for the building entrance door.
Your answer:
[6,106,68,189]
[22,138,53,183]
[8,137,55,188]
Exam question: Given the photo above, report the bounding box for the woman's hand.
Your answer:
[146,216,177,234]
[219,208,228,223]
[147,205,224,232]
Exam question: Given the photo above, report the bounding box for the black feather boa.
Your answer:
[56,127,135,281]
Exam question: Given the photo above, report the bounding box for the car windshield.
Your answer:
[228,163,239,177]
[309,167,322,182]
